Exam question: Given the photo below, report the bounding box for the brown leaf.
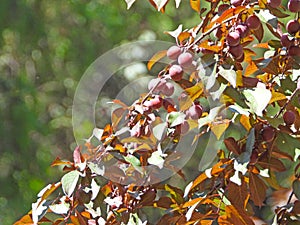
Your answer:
[252,23,264,43]
[221,205,255,225]
[249,173,267,207]
[224,137,241,155]
[191,172,208,190]
[227,180,249,210]
[51,157,73,167]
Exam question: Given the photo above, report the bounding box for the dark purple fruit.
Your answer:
[288,0,300,12]
[229,44,244,58]
[236,24,249,38]
[144,95,163,109]
[280,33,294,48]
[286,20,300,34]
[218,4,230,15]
[226,32,240,47]
[283,110,296,125]
[289,46,300,56]
[231,0,243,7]
[246,15,261,30]
[262,126,275,142]
[186,103,203,120]
[169,64,183,81]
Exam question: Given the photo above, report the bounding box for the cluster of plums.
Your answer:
[166,45,195,81]
[224,13,261,62]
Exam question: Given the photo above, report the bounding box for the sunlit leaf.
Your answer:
[61,170,80,197]
[269,90,286,104]
[243,82,272,116]
[151,0,169,11]
[124,0,136,9]
[51,157,73,167]
[147,50,167,70]
[165,24,183,38]
[190,0,200,13]
[174,0,181,8]
[219,66,237,88]
[180,83,203,111]
[210,119,230,140]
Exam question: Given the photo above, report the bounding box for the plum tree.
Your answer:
[144,95,163,109]
[235,24,249,38]
[231,0,243,7]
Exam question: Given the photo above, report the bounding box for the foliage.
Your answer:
[15,0,300,224]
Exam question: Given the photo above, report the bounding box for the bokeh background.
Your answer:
[0,1,200,224]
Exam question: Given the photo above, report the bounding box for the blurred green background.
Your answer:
[0,0,200,224]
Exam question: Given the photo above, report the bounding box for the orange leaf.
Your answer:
[227,180,250,209]
[240,115,251,131]
[269,90,286,104]
[245,61,258,77]
[14,215,34,225]
[253,42,269,49]
[249,173,267,207]
[190,0,200,13]
[147,50,167,70]
[223,205,255,225]
[51,157,73,167]
[191,172,208,190]
[178,32,191,44]
[180,83,204,111]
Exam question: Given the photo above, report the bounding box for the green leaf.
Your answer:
[293,180,300,200]
[124,155,141,167]
[153,122,167,141]
[167,111,186,127]
[61,170,80,197]
[49,200,70,214]
[88,162,105,176]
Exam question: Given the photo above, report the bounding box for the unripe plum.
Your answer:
[186,103,203,120]
[231,0,243,7]
[283,110,296,125]
[286,20,300,34]
[288,0,300,12]
[246,15,261,30]
[236,24,249,38]
[169,64,183,81]
[167,46,181,60]
[267,0,282,8]
[289,46,300,56]
[161,82,174,96]
[218,4,230,15]
[229,44,244,58]
[262,126,275,142]
[280,33,294,48]
[144,95,163,109]
[178,52,193,67]
[226,32,240,46]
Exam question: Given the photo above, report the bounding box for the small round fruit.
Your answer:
[226,32,240,47]
[289,46,300,56]
[161,82,174,96]
[262,126,275,142]
[286,19,300,34]
[186,103,203,120]
[169,64,183,81]
[288,0,300,12]
[180,120,190,135]
[235,24,249,38]
[167,46,181,60]
[229,44,244,58]
[231,0,243,7]
[178,52,193,67]
[148,78,166,92]
[267,0,282,8]
[236,52,245,63]
[218,4,230,15]
[283,110,296,125]
[144,95,163,109]
[246,15,261,30]
[280,33,293,48]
